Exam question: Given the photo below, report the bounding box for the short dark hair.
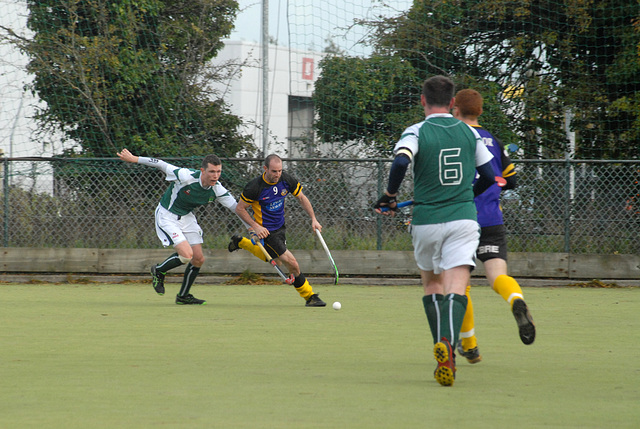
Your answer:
[454,89,483,118]
[201,154,221,169]
[422,75,455,107]
[264,153,282,168]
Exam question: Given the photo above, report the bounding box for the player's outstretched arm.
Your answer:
[295,191,321,232]
[118,150,176,176]
[116,148,139,164]
[215,186,252,230]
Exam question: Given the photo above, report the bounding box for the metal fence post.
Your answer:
[376,159,383,250]
[3,157,8,247]
[563,159,572,253]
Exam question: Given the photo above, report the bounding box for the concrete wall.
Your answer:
[3,248,640,280]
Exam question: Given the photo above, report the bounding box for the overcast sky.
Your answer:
[228,0,412,54]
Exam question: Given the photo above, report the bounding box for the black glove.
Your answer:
[374,194,398,211]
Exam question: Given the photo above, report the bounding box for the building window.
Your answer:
[288,96,314,157]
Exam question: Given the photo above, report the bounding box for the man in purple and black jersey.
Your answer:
[230,154,327,307]
[452,89,536,364]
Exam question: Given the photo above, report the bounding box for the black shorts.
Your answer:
[263,226,288,259]
[476,224,508,262]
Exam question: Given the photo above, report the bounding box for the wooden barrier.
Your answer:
[2,248,640,279]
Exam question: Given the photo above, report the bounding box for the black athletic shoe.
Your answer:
[512,299,536,345]
[175,294,207,305]
[150,265,165,295]
[228,234,242,252]
[456,342,482,364]
[305,294,326,307]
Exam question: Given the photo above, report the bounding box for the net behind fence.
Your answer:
[290,0,640,160]
[1,158,639,255]
[1,2,639,257]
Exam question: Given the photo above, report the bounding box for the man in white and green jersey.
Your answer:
[374,75,495,386]
[117,148,244,305]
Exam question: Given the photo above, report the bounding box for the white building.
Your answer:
[211,41,327,157]
[0,1,48,160]
[0,6,328,160]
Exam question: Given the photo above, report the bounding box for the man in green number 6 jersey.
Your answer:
[374,75,495,386]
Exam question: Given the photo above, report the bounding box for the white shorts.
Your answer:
[410,219,479,274]
[154,205,203,247]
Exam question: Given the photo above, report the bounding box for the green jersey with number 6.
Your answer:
[394,113,493,225]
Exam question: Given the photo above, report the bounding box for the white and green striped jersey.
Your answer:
[393,113,493,225]
[138,157,236,216]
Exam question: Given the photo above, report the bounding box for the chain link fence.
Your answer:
[1,158,639,255]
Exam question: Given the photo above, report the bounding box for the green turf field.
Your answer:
[1,282,638,428]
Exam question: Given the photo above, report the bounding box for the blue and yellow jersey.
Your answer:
[239,171,302,231]
[471,125,516,227]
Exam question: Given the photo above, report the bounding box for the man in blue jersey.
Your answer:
[232,154,326,307]
[452,89,535,363]
[117,148,243,305]
[374,76,495,386]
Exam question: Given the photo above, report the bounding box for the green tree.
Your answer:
[314,0,640,159]
[558,1,640,159]
[12,0,251,158]
[314,55,422,155]
[467,0,640,159]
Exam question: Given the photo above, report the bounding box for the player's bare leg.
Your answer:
[279,250,325,307]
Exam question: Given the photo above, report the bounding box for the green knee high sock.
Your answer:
[439,293,468,347]
[422,294,444,344]
[156,253,183,274]
[178,263,200,297]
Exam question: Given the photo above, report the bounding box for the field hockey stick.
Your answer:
[315,229,339,285]
[379,200,413,213]
[254,239,294,284]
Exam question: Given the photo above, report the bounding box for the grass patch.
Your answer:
[224,269,281,285]
[566,279,630,288]
[1,284,639,428]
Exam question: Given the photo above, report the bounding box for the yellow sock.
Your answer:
[493,274,524,308]
[295,279,314,300]
[460,285,478,350]
[238,237,268,262]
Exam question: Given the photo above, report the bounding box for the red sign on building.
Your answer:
[302,57,314,80]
